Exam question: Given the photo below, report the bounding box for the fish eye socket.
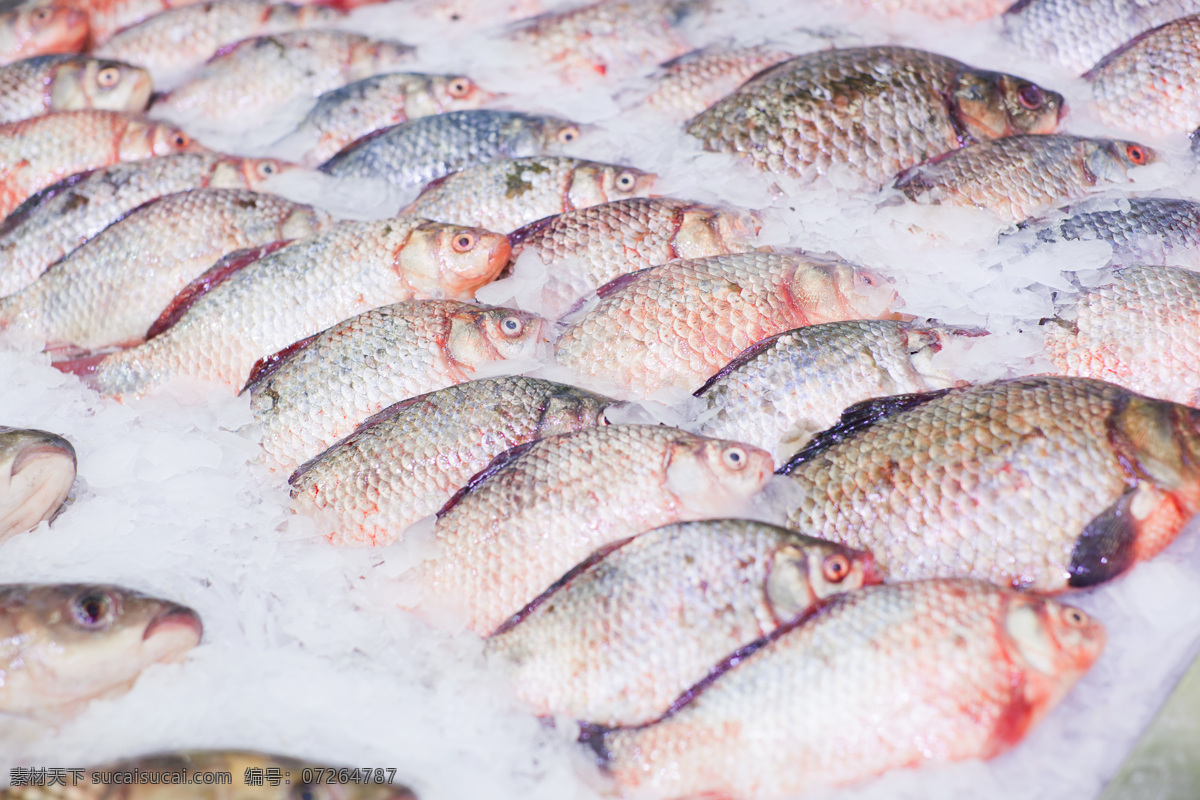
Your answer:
[721,446,747,470]
[257,161,277,177]
[822,554,851,583]
[500,315,524,336]
[1016,84,1044,110]
[614,171,637,191]
[452,231,477,253]
[32,7,50,21]
[71,591,114,630]
[448,77,472,98]
[1061,606,1089,628]
[172,133,188,147]
[1125,144,1148,165]
[96,67,121,88]
[558,126,579,144]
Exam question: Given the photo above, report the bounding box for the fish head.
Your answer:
[533,385,617,437]
[791,260,898,323]
[1111,394,1200,504]
[0,427,75,541]
[397,221,512,299]
[119,119,202,161]
[566,164,657,210]
[764,539,881,624]
[902,325,961,389]
[8,4,88,56]
[672,204,762,260]
[451,305,547,364]
[51,58,152,113]
[951,70,1063,139]
[533,115,584,149]
[430,74,499,113]
[221,157,295,190]
[1087,139,1154,183]
[664,433,773,517]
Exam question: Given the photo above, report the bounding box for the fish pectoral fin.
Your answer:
[1067,488,1138,588]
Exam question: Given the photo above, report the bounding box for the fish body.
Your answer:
[418,424,774,634]
[895,134,1154,223]
[247,300,546,473]
[600,579,1105,798]
[321,111,579,189]
[554,252,899,397]
[0,4,87,66]
[508,197,762,318]
[84,217,511,396]
[0,426,75,541]
[0,110,197,220]
[0,583,202,717]
[0,189,330,355]
[1021,197,1200,269]
[486,519,879,727]
[0,54,149,124]
[1045,264,1200,407]
[780,376,1200,592]
[290,376,613,545]
[638,43,794,118]
[694,320,957,462]
[1086,14,1200,137]
[686,46,1064,189]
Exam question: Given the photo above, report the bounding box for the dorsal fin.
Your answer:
[435,439,540,518]
[241,331,320,394]
[595,266,653,300]
[289,394,433,485]
[693,329,789,397]
[776,389,953,475]
[506,213,559,251]
[0,169,97,237]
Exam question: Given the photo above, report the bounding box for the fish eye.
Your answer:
[256,161,278,177]
[172,132,189,147]
[32,7,51,21]
[451,231,477,252]
[822,554,851,583]
[1061,606,1090,628]
[1016,84,1044,110]
[557,126,579,144]
[96,67,121,88]
[614,171,638,192]
[499,315,524,336]
[71,591,115,630]
[721,446,747,470]
[447,77,472,98]
[1125,143,1149,165]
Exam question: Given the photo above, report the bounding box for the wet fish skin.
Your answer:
[686,46,1064,189]
[695,320,957,462]
[84,217,511,396]
[0,110,199,220]
[0,55,150,124]
[895,134,1154,223]
[508,196,762,318]
[780,376,1200,592]
[1020,197,1200,270]
[417,424,774,634]
[0,427,75,541]
[0,583,202,717]
[0,189,331,355]
[1045,265,1200,407]
[637,43,794,118]
[0,4,87,66]
[0,153,291,298]
[1086,14,1200,137]
[291,376,613,546]
[600,579,1105,798]
[486,519,879,727]
[554,252,899,398]
[248,300,546,473]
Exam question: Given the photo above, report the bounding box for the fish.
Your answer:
[0,583,202,717]
[1003,0,1200,74]
[78,217,511,397]
[828,0,1012,19]
[0,153,291,299]
[694,320,958,462]
[402,156,657,233]
[507,196,762,318]
[895,134,1154,223]
[635,43,795,119]
[0,54,150,124]
[93,0,346,84]
[553,251,899,398]
[247,300,546,473]
[779,376,1200,592]
[686,46,1064,189]
[1085,14,1200,138]
[1044,264,1200,407]
[0,188,331,355]
[290,376,613,545]
[0,426,75,541]
[596,578,1105,799]
[151,30,415,128]
[415,424,774,634]
[0,110,199,220]
[0,4,87,66]
[486,519,880,727]
[290,73,498,167]
[320,110,579,188]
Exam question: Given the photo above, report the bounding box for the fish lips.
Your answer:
[141,603,204,656]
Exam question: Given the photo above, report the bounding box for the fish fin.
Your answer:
[52,352,110,380]
[506,213,558,251]
[242,332,320,394]
[595,266,653,300]
[777,389,953,475]
[0,169,96,238]
[1067,488,1138,588]
[318,124,399,172]
[693,330,788,397]
[577,721,613,765]
[435,439,540,519]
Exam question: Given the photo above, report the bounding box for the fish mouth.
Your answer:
[142,604,204,655]
[0,435,77,540]
[859,552,885,587]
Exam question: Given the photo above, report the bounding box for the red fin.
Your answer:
[52,352,109,378]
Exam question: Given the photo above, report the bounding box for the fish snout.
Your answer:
[141,603,203,656]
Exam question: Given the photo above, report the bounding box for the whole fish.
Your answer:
[1044,265,1200,407]
[636,43,795,118]
[1086,14,1200,137]
[0,153,290,298]
[0,4,86,66]
[0,55,150,124]
[291,73,498,167]
[0,426,75,541]
[597,579,1105,799]
[507,197,762,318]
[0,110,198,220]
[780,376,1200,591]
[0,189,330,355]
[1003,0,1200,74]
[694,320,957,462]
[291,376,613,545]
[152,30,415,127]
[895,134,1154,223]
[403,156,657,233]
[321,111,581,190]
[554,252,899,398]
[79,217,511,396]
[0,583,202,717]
[486,519,880,727]
[686,46,1064,189]
[1019,197,1200,270]
[247,300,546,473]
[415,424,774,634]
[93,1,345,84]
[830,0,1011,18]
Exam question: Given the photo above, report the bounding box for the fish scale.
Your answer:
[638,44,795,118]
[1021,197,1200,270]
[0,55,150,125]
